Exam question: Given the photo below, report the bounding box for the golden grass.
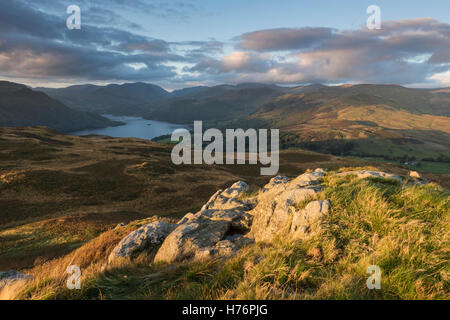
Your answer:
[10,171,449,300]
[337,105,450,134]
[1,127,374,271]
[14,216,169,300]
[1,127,448,299]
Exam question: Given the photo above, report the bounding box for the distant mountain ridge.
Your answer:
[146,83,283,123]
[142,83,450,124]
[37,82,170,116]
[39,82,450,120]
[32,81,450,166]
[0,81,118,132]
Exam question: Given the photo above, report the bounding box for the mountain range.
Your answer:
[38,81,450,122]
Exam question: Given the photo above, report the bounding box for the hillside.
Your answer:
[0,126,351,271]
[0,127,448,300]
[288,84,450,116]
[144,84,450,124]
[0,82,118,132]
[144,84,450,164]
[1,126,447,270]
[229,84,450,172]
[431,87,450,99]
[146,83,283,124]
[37,82,170,115]
[2,160,448,300]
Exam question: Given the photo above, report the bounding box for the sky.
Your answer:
[1,0,450,90]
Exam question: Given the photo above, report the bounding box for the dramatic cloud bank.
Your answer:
[191,19,450,86]
[1,0,449,88]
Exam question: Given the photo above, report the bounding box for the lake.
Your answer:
[69,115,187,140]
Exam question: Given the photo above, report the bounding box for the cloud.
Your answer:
[238,27,334,51]
[429,48,450,64]
[189,18,450,87]
[430,72,450,87]
[174,40,225,55]
[0,0,184,82]
[189,51,274,74]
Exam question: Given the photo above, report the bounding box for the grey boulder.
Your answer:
[108,221,176,264]
[201,181,250,211]
[250,169,325,242]
[154,217,231,264]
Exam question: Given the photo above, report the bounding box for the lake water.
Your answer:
[69,115,187,140]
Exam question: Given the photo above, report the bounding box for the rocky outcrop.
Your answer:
[108,221,176,264]
[201,181,251,211]
[250,169,325,242]
[155,170,331,261]
[154,181,253,264]
[110,168,425,266]
[262,176,289,192]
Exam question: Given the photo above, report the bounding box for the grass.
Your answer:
[2,127,382,272]
[1,127,448,299]
[0,211,148,270]
[13,170,449,300]
[237,189,260,201]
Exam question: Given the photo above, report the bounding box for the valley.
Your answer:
[2,79,448,174]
